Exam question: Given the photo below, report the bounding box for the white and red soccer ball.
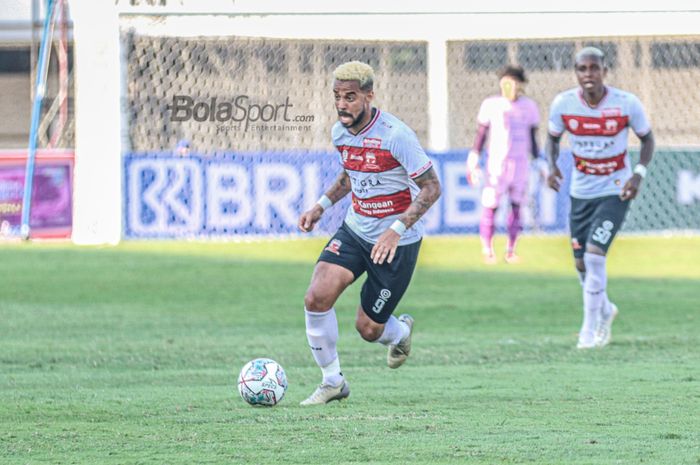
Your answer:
[237,358,288,407]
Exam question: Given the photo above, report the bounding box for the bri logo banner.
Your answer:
[123,151,570,238]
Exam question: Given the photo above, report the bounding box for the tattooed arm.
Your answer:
[324,170,353,204]
[299,171,352,232]
[397,167,442,229]
[371,167,441,264]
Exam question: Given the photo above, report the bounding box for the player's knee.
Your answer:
[304,287,332,312]
[482,206,496,218]
[355,319,382,342]
[586,243,606,255]
[584,272,605,293]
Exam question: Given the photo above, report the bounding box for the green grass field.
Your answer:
[1,236,698,465]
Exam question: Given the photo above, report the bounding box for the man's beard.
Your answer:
[339,107,366,128]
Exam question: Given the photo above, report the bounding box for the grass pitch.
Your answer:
[1,236,698,464]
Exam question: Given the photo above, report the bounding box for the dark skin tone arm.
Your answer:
[530,127,540,160]
[545,132,563,192]
[620,130,654,200]
[370,167,441,265]
[546,130,655,201]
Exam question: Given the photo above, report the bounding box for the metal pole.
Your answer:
[49,0,68,148]
[21,0,58,240]
[30,0,40,101]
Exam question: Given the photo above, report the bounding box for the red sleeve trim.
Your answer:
[410,161,433,179]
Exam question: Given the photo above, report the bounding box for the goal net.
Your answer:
[115,10,700,239]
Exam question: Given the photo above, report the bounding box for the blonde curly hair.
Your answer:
[333,61,375,91]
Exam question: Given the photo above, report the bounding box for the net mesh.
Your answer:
[38,3,75,150]
[121,26,700,237]
[124,33,428,152]
[124,33,700,152]
[448,37,700,149]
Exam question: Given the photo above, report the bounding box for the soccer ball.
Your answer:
[237,358,288,406]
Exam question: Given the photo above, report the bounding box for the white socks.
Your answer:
[376,315,409,346]
[304,309,409,385]
[581,252,608,344]
[320,358,341,387]
[577,270,586,287]
[305,307,343,386]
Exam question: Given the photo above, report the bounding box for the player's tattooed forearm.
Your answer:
[414,167,440,187]
[400,168,441,228]
[326,171,352,203]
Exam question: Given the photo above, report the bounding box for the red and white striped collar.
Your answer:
[348,108,381,136]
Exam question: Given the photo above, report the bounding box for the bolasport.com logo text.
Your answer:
[167,95,314,133]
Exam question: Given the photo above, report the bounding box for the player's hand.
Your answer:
[535,157,549,181]
[620,174,642,201]
[370,228,401,265]
[547,166,563,192]
[466,150,482,186]
[466,167,483,187]
[298,205,324,233]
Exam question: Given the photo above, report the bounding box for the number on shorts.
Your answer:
[592,227,612,245]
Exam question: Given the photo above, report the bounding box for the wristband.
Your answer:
[466,150,480,172]
[316,194,333,211]
[390,220,407,236]
[633,164,647,178]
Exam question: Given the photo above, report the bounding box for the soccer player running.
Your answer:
[297,61,441,405]
[466,66,541,264]
[546,47,654,349]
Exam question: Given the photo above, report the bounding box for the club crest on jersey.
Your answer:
[602,108,622,117]
[362,137,382,148]
[341,149,349,163]
[325,239,342,255]
[568,119,579,131]
[605,119,618,132]
[365,151,378,169]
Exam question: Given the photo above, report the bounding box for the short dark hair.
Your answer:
[575,47,606,67]
[499,65,527,83]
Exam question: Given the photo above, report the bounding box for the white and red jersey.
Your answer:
[548,86,651,199]
[332,109,433,245]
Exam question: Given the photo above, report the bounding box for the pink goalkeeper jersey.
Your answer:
[332,109,433,245]
[477,95,540,176]
[548,86,651,199]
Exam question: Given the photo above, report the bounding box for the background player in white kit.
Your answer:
[297,61,441,405]
[466,66,541,264]
[546,47,655,349]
